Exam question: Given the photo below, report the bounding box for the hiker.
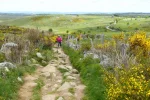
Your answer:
[56,35,62,47]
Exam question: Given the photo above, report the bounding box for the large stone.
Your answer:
[57,97,64,100]
[72,69,78,74]
[41,64,56,73]
[67,76,76,80]
[93,54,99,59]
[42,95,56,100]
[64,72,70,77]
[66,65,73,70]
[0,62,16,69]
[58,65,68,71]
[0,42,18,53]
[17,77,23,82]
[70,82,76,87]
[36,52,44,59]
[100,55,113,67]
[58,54,66,58]
[57,82,72,91]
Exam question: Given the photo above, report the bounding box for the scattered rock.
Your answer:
[41,65,56,73]
[58,65,68,71]
[57,82,72,91]
[66,66,72,70]
[17,77,23,82]
[58,54,66,58]
[100,55,113,67]
[57,97,64,100]
[93,54,99,59]
[36,52,44,59]
[42,94,56,100]
[72,69,78,74]
[0,62,16,69]
[67,76,76,80]
[5,67,9,72]
[64,72,70,77]
[0,42,18,53]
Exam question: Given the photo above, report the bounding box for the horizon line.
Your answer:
[0,11,150,14]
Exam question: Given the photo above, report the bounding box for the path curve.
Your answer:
[106,20,117,31]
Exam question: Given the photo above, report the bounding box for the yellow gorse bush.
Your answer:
[95,41,110,50]
[105,64,150,100]
[129,31,150,56]
[113,32,124,41]
[50,35,57,43]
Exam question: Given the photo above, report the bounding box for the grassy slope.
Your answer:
[1,15,150,35]
[113,17,150,32]
[0,15,115,34]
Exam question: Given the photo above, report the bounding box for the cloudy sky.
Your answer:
[0,0,150,13]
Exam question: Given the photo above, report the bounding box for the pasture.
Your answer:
[1,14,150,35]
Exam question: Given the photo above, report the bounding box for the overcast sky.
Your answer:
[0,0,150,13]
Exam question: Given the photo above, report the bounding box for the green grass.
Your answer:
[0,46,53,100]
[113,17,150,32]
[32,77,44,100]
[68,88,75,94]
[0,65,36,100]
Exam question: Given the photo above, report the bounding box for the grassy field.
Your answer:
[112,17,150,32]
[0,15,117,34]
[0,14,150,35]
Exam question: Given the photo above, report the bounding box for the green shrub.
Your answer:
[80,40,91,52]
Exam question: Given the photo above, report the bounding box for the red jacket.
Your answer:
[56,37,62,42]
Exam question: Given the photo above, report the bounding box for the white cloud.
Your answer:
[0,0,149,12]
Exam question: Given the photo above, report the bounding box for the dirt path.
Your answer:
[18,47,85,100]
[106,20,117,31]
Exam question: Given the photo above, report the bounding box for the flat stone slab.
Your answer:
[57,82,72,91]
[42,94,56,100]
[41,65,56,73]
[57,97,64,100]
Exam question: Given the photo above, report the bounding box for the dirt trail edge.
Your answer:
[18,47,85,100]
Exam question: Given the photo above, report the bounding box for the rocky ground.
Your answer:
[18,47,85,100]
